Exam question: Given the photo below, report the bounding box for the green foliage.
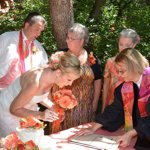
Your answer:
[0,0,149,63]
[125,3,150,59]
[73,0,150,65]
[0,0,56,56]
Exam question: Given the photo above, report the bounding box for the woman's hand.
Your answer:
[117,129,137,147]
[76,123,102,136]
[41,109,59,122]
[76,127,96,137]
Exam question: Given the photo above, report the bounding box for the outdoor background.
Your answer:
[0,0,150,70]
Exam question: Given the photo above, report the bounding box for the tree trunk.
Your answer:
[89,0,105,20]
[49,0,74,49]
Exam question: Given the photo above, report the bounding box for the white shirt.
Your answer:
[0,30,48,89]
[136,75,142,89]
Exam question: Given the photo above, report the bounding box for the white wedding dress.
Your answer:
[0,77,49,138]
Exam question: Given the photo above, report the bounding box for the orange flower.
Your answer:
[17,143,25,150]
[0,132,19,149]
[53,89,78,109]
[20,116,45,129]
[32,45,39,54]
[20,118,29,128]
[0,132,39,150]
[25,140,39,150]
[52,89,78,133]
[57,95,71,108]
[0,132,25,149]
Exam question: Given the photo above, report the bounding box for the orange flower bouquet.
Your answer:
[19,116,45,129]
[52,89,78,133]
[0,132,39,150]
[16,117,45,146]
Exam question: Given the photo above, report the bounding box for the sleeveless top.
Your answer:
[0,76,49,137]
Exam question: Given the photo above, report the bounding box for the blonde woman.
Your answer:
[0,52,81,138]
[77,48,150,149]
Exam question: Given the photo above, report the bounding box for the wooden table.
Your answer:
[48,123,137,150]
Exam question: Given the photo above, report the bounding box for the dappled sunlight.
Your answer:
[47,123,136,150]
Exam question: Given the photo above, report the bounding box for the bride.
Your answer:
[0,52,81,137]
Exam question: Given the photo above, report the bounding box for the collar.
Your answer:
[21,29,28,41]
[21,29,33,45]
[136,75,142,88]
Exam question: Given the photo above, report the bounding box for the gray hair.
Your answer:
[67,23,89,46]
[24,12,46,26]
[120,29,140,45]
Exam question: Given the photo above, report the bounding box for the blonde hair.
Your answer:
[50,52,81,76]
[115,48,149,74]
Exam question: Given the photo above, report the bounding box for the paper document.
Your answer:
[70,133,119,150]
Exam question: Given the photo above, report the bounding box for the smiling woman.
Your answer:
[115,48,148,83]
[0,52,81,138]
[76,48,150,149]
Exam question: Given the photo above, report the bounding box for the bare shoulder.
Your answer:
[20,68,44,90]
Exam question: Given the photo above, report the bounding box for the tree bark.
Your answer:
[89,0,105,20]
[49,0,74,49]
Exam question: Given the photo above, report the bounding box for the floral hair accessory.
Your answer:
[52,89,78,133]
[0,132,39,150]
[88,52,96,65]
[49,51,64,69]
[19,116,45,129]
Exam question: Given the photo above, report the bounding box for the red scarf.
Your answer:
[138,68,150,117]
[18,31,32,73]
[122,70,150,131]
[121,82,134,131]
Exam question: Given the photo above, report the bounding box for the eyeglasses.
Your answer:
[66,36,80,41]
[116,69,127,75]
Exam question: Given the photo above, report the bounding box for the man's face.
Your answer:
[24,21,45,41]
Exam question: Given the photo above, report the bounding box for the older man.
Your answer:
[0,12,48,90]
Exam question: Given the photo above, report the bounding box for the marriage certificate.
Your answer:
[70,133,119,150]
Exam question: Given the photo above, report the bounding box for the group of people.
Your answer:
[102,28,140,112]
[0,12,150,149]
